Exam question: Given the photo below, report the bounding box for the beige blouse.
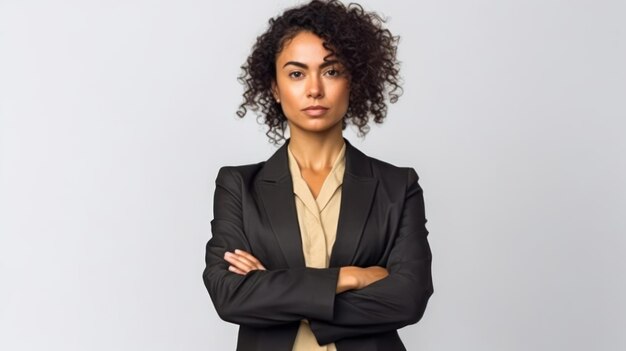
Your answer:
[288,142,346,351]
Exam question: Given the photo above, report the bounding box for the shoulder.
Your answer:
[366,154,420,188]
[214,162,265,189]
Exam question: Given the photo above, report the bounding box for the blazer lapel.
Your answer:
[255,137,378,269]
[329,138,378,267]
[256,139,305,268]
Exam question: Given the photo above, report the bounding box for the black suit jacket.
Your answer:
[203,137,433,351]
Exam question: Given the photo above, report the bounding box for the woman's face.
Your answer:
[272,31,350,136]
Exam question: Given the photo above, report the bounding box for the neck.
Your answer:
[287,125,345,172]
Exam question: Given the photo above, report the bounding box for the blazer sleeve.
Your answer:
[202,166,340,327]
[308,167,434,345]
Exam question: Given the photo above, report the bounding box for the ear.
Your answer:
[271,80,279,100]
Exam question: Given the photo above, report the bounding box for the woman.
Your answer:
[203,1,433,350]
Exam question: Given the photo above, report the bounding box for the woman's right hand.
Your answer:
[336,266,389,293]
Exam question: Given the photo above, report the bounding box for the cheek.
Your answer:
[337,85,350,109]
[279,84,302,104]
[276,85,303,119]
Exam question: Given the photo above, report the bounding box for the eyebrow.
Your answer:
[282,59,340,69]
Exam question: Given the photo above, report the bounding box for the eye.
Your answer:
[288,71,303,79]
[325,68,342,77]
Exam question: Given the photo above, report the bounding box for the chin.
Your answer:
[296,120,342,133]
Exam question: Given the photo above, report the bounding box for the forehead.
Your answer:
[276,31,336,65]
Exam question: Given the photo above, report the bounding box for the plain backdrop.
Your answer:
[1,0,625,350]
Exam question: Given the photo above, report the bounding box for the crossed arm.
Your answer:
[224,249,388,294]
[203,167,433,345]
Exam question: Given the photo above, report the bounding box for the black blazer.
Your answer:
[203,137,433,351]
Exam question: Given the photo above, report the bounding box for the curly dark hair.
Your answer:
[236,0,403,145]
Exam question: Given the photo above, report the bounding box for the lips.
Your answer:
[303,105,329,111]
[302,106,329,117]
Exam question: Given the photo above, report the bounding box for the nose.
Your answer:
[307,74,324,99]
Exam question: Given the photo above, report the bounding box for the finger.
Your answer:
[235,249,265,270]
[224,252,256,272]
[228,265,247,275]
[234,249,266,270]
[231,253,262,271]
[224,254,254,272]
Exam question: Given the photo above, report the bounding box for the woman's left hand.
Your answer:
[224,249,266,275]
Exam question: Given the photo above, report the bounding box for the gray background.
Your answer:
[1,0,624,350]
